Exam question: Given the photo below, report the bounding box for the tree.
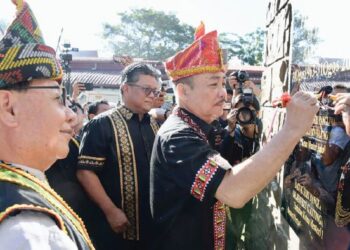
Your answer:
[102,8,195,60]
[219,28,265,65]
[292,11,322,64]
[219,11,321,66]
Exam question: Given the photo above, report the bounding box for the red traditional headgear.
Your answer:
[165,22,224,81]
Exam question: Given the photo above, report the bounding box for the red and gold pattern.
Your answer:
[213,201,226,250]
[174,107,226,250]
[0,0,62,87]
[191,159,219,201]
[166,23,224,81]
[173,107,207,141]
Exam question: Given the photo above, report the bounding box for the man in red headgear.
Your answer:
[0,1,94,249]
[149,23,319,249]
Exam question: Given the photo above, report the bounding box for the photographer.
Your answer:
[229,71,261,98]
[220,93,262,250]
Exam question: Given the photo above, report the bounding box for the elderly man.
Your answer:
[77,62,161,249]
[0,0,94,249]
[149,24,318,250]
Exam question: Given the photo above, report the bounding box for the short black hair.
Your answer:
[234,94,260,111]
[120,62,161,85]
[173,75,194,88]
[0,80,31,91]
[69,101,84,114]
[88,100,109,115]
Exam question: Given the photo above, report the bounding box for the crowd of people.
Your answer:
[1,1,350,250]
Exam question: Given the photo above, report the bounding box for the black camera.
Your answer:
[60,53,72,63]
[236,70,249,83]
[235,89,259,125]
[83,82,94,91]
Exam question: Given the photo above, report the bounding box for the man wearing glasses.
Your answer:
[0,0,94,249]
[77,62,161,249]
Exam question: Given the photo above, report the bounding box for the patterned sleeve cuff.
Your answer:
[77,155,106,170]
[190,159,218,201]
[190,154,231,202]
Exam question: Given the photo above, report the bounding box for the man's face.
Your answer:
[182,72,227,123]
[123,74,160,114]
[14,79,76,164]
[228,76,238,90]
[153,91,165,108]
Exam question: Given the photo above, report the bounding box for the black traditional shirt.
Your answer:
[150,107,230,250]
[77,106,158,248]
[46,138,98,245]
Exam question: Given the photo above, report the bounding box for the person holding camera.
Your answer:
[228,71,261,99]
[220,93,262,249]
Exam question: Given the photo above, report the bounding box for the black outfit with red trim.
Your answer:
[150,107,230,250]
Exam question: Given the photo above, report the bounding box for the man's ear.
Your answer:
[177,83,187,97]
[0,91,19,127]
[121,84,128,96]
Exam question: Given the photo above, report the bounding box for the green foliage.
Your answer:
[219,28,265,66]
[292,11,322,64]
[102,8,194,60]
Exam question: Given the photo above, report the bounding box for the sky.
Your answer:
[1,0,350,59]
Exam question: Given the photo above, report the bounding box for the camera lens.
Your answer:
[236,107,254,125]
[237,70,249,83]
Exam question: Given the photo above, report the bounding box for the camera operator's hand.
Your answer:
[72,82,86,102]
[243,80,261,97]
[284,91,319,137]
[226,108,238,134]
[334,93,350,135]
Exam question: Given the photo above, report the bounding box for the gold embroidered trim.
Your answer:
[0,204,67,234]
[78,156,106,167]
[71,137,80,149]
[118,105,134,120]
[78,156,106,161]
[109,107,140,240]
[169,65,224,78]
[0,164,95,249]
[150,117,159,135]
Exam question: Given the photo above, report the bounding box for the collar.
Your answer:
[0,161,47,182]
[177,108,214,138]
[118,105,150,122]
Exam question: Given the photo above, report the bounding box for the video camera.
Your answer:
[234,71,258,125]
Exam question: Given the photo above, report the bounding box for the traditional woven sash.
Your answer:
[108,106,158,240]
[0,162,94,249]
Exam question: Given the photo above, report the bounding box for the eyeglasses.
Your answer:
[130,84,161,97]
[0,84,67,106]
